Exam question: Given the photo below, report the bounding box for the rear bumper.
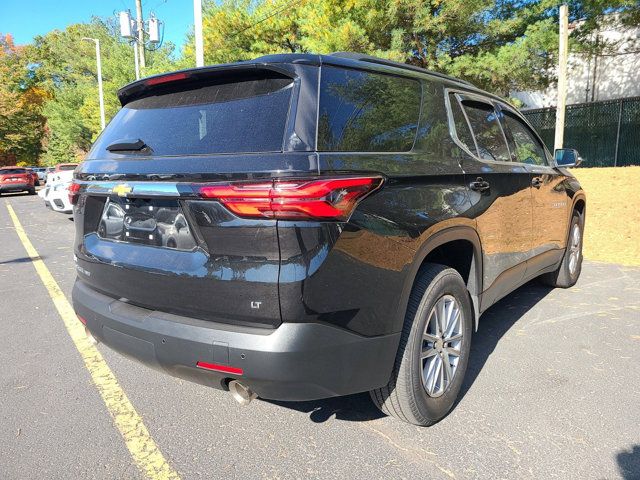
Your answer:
[72,280,400,401]
[47,189,72,212]
[0,183,30,192]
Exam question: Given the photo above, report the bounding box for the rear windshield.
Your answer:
[89,71,294,157]
[57,164,77,171]
[0,168,27,174]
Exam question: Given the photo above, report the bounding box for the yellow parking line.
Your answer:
[6,203,180,480]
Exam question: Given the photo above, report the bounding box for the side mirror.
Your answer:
[554,148,583,168]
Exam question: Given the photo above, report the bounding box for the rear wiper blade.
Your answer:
[106,138,152,153]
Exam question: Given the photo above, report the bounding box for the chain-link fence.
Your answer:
[523,96,640,167]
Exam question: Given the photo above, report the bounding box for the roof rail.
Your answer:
[329,52,474,87]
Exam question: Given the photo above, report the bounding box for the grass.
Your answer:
[572,166,640,267]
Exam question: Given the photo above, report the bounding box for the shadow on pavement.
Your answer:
[0,192,31,198]
[263,392,385,423]
[267,279,554,424]
[617,445,640,479]
[455,280,553,405]
[0,256,44,265]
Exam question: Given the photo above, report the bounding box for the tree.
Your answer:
[0,33,47,165]
[188,0,640,96]
[27,18,179,165]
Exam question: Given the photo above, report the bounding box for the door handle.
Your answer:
[531,177,543,188]
[469,177,490,192]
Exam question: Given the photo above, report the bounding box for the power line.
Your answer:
[229,0,306,38]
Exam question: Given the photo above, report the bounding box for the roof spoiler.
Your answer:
[117,63,294,106]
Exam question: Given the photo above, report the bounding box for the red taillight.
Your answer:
[145,72,190,86]
[77,314,87,325]
[198,177,383,221]
[196,361,243,375]
[68,182,81,205]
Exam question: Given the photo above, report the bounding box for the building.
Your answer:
[514,15,640,110]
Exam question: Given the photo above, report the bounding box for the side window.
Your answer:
[448,95,477,156]
[460,99,511,162]
[317,67,422,152]
[501,111,547,165]
[413,82,452,156]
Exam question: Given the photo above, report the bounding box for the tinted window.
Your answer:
[0,168,27,174]
[449,95,476,155]
[413,82,451,155]
[461,99,511,162]
[502,110,547,165]
[318,67,421,152]
[89,72,294,157]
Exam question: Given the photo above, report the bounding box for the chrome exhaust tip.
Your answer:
[228,380,257,406]
[85,326,99,346]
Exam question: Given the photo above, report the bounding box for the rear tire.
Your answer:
[540,210,583,288]
[28,188,36,195]
[370,264,473,426]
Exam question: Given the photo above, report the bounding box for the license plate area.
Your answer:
[97,196,197,251]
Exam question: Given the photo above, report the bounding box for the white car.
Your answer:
[39,170,74,213]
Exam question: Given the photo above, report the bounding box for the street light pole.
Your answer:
[82,37,106,131]
[194,0,204,67]
[133,42,140,80]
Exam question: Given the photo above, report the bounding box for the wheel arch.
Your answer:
[565,192,586,243]
[572,194,586,217]
[394,226,483,333]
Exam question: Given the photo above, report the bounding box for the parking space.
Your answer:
[1,192,639,479]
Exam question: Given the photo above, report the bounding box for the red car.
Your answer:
[0,166,36,196]
[26,168,40,186]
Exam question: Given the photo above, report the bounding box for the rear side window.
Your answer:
[460,99,511,162]
[448,95,476,155]
[89,71,294,157]
[501,110,547,165]
[317,67,421,152]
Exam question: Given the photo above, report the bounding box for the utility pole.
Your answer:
[135,0,146,69]
[82,38,106,131]
[194,0,205,67]
[119,7,161,79]
[554,4,569,151]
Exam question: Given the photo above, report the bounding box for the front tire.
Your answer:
[540,210,583,288]
[370,264,473,426]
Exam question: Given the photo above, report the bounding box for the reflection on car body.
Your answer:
[98,198,196,250]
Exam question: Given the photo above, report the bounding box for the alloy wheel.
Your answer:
[421,295,464,398]
[568,223,581,275]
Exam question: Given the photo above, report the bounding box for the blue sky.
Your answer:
[0,0,193,51]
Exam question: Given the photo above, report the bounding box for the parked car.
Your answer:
[71,53,586,426]
[34,167,47,183]
[25,168,40,186]
[45,163,78,185]
[0,167,36,195]
[39,169,74,213]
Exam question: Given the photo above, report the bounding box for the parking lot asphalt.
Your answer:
[1,191,639,480]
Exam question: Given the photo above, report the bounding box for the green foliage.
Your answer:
[2,1,639,165]
[187,0,639,96]
[0,33,46,165]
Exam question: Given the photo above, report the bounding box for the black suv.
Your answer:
[71,53,586,426]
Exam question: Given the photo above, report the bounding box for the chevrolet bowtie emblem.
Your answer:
[112,184,132,197]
